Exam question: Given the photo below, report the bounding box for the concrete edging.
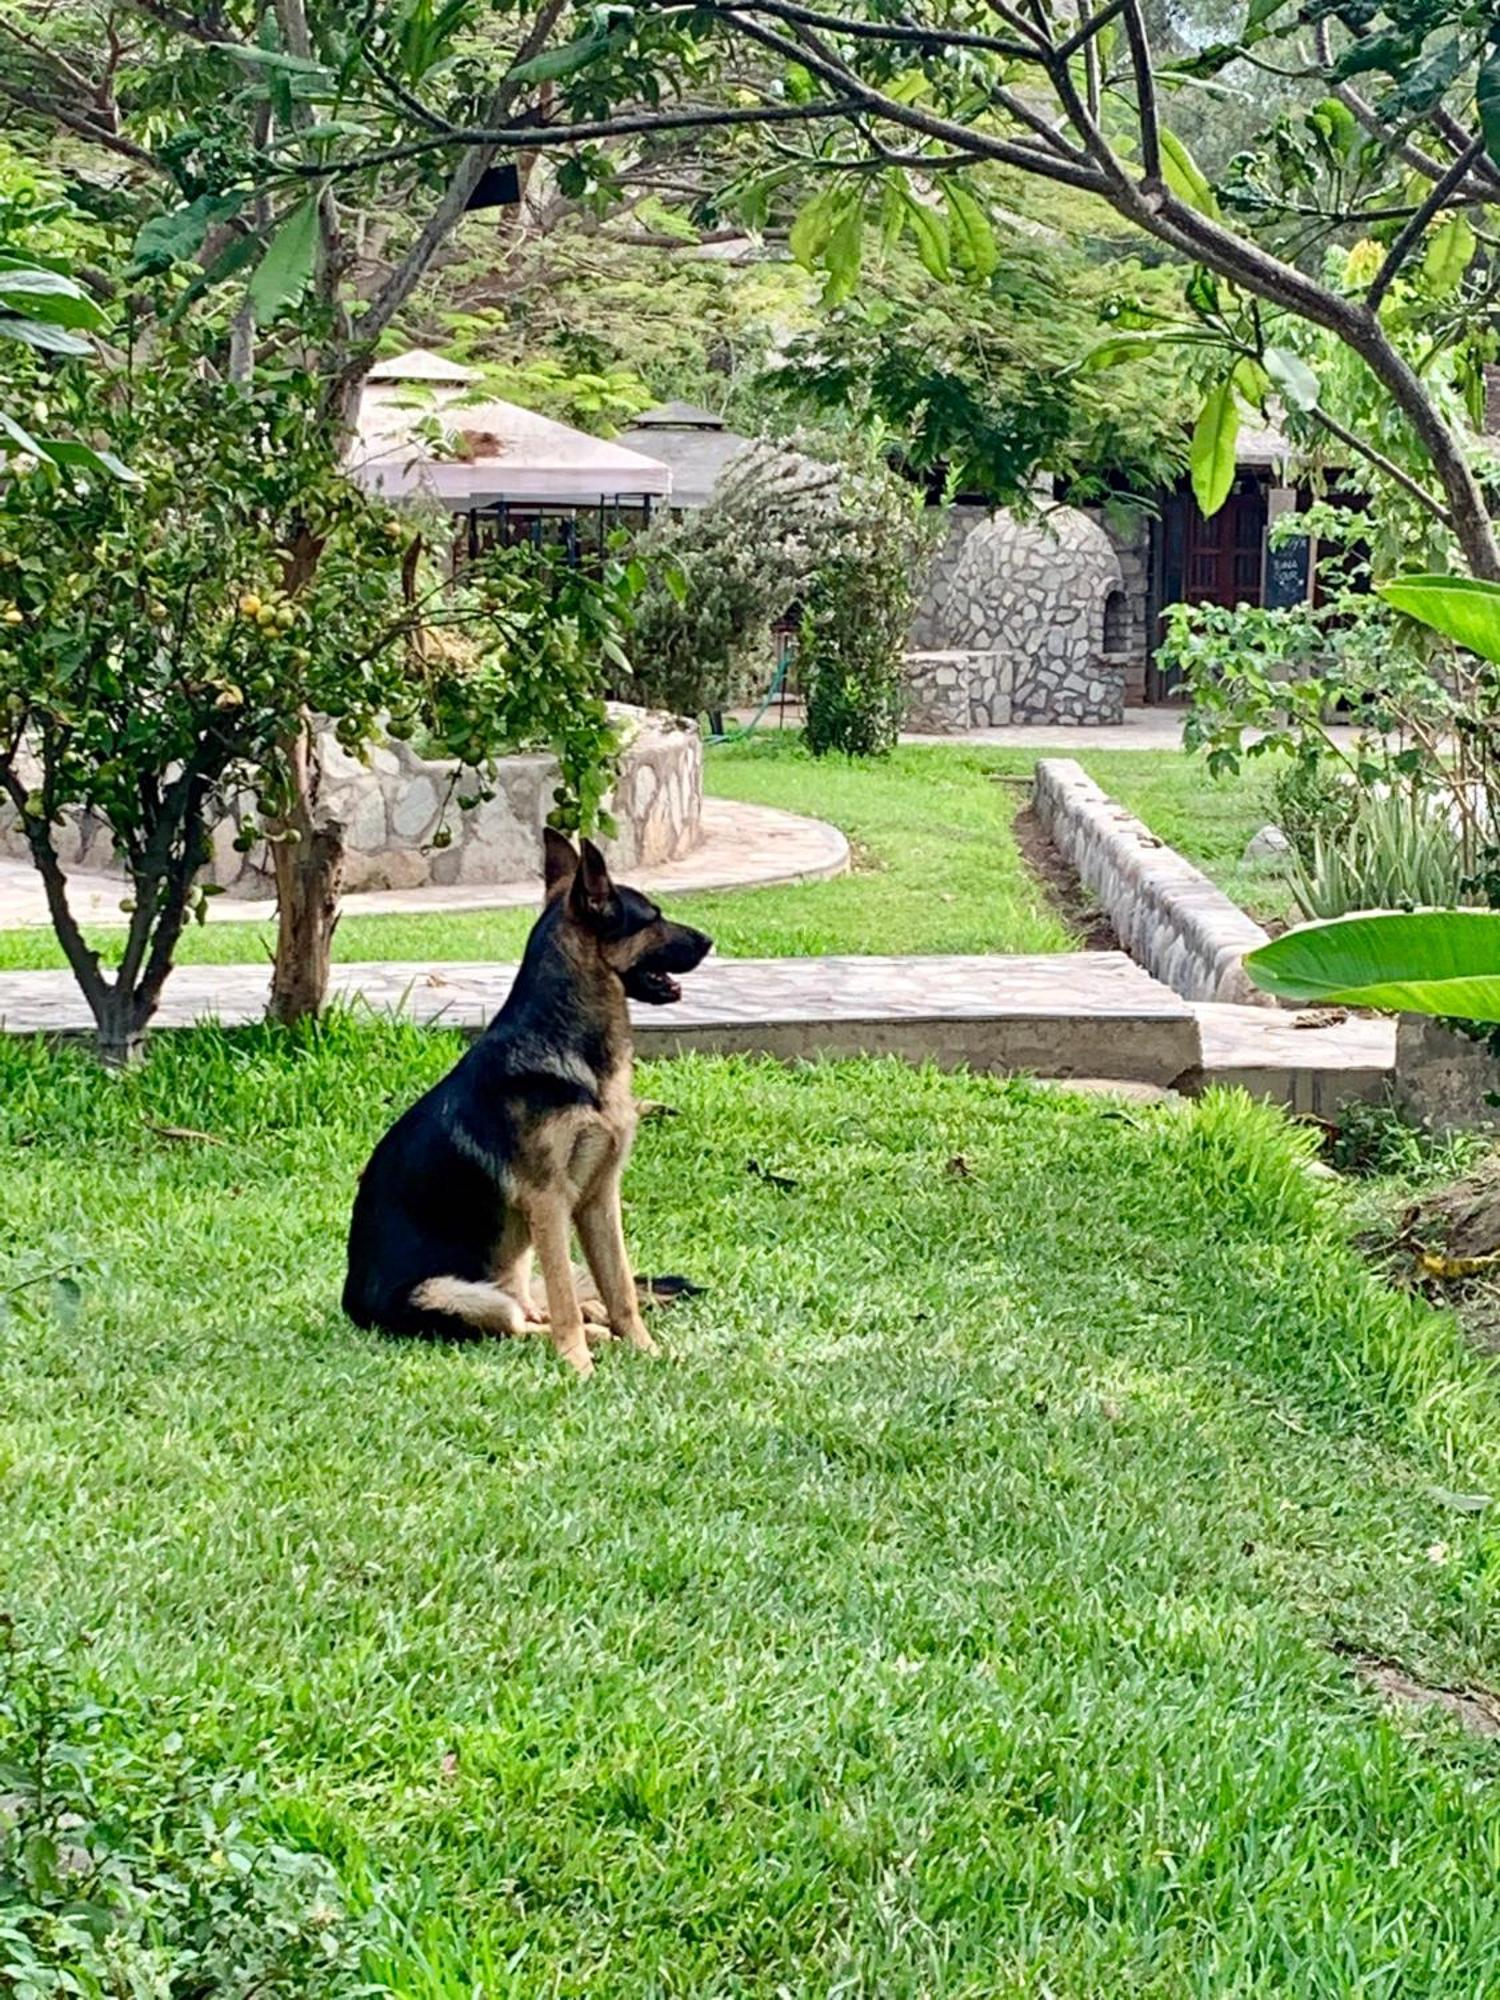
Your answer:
[1033,757,1272,1006]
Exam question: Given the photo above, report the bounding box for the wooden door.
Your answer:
[1147,476,1268,699]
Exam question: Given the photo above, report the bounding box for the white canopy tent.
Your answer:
[347,349,672,511]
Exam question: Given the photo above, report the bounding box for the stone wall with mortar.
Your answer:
[912,506,1127,725]
[1081,504,1152,705]
[1394,1016,1500,1133]
[903,650,1011,731]
[0,704,702,900]
[1034,757,1273,1005]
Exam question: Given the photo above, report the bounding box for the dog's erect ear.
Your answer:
[542,827,577,903]
[569,837,615,922]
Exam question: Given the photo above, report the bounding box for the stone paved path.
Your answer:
[0,949,1395,1107]
[0,797,848,931]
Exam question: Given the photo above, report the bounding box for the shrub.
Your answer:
[801,459,935,759]
[1270,755,1357,866]
[625,445,840,718]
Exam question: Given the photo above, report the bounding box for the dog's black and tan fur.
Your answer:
[343,830,711,1377]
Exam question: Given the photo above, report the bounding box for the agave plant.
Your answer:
[1246,575,1500,1025]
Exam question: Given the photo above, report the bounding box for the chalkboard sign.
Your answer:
[1265,535,1310,610]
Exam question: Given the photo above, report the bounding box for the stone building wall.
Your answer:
[910,506,1127,725]
[1081,504,1152,704]
[0,704,703,900]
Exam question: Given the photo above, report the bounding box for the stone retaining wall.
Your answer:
[1033,757,1273,1005]
[0,704,702,900]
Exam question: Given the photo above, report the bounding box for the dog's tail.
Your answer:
[636,1274,705,1304]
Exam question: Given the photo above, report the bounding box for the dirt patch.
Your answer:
[1335,1643,1500,1738]
[1361,1157,1500,1348]
[1012,801,1119,950]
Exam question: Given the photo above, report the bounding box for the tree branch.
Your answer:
[0,757,110,1016]
[1368,137,1484,311]
[1119,0,1160,183]
[1307,403,1455,533]
[723,0,1033,61]
[328,0,568,414]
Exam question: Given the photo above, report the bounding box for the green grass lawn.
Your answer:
[0,739,1289,976]
[5,1025,1500,1992]
[0,742,1074,973]
[1079,748,1295,926]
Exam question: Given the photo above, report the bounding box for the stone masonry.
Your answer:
[0,704,703,901]
[1034,757,1274,1006]
[904,651,1011,730]
[908,505,1127,726]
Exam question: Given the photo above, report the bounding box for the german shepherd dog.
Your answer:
[343,830,712,1377]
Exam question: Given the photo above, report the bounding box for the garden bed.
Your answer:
[5,1028,1500,1991]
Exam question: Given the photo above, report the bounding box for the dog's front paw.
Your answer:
[556,1336,595,1379]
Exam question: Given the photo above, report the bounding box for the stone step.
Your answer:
[1193,1003,1396,1118]
[0,951,1201,1088]
[0,955,1401,1111]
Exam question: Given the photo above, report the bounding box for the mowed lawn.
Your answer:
[0,739,1290,976]
[5,1024,1500,1992]
[0,742,1075,973]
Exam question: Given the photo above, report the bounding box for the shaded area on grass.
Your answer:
[4,1023,1500,1993]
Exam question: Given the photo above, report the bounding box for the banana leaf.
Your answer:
[1244,909,1500,1021]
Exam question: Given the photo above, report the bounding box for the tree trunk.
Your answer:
[93,987,148,1069]
[267,815,343,1025]
[265,718,344,1026]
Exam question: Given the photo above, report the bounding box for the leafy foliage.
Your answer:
[765,240,1190,506]
[626,443,842,717]
[1288,788,1469,921]
[0,343,632,1056]
[801,458,934,758]
[0,1619,373,1995]
[1248,908,1500,1022]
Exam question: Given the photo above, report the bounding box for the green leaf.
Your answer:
[0,316,91,355]
[1377,574,1500,666]
[941,181,998,278]
[0,267,104,330]
[788,187,839,272]
[247,199,320,323]
[1159,129,1220,219]
[166,230,261,323]
[1078,329,1174,371]
[1480,40,1500,169]
[0,407,48,459]
[44,439,139,483]
[1190,379,1239,517]
[1234,355,1272,406]
[1422,211,1476,293]
[1246,910,1500,1022]
[130,192,246,277]
[213,40,331,77]
[878,176,907,256]
[821,200,863,306]
[1263,345,1319,412]
[899,191,949,280]
[506,29,610,84]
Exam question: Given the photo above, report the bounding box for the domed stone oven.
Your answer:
[906,505,1127,728]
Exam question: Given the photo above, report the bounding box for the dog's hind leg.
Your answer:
[408,1276,529,1339]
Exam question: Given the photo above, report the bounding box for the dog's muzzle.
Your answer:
[622,923,712,1005]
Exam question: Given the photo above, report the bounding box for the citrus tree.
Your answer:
[0,348,631,1061]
